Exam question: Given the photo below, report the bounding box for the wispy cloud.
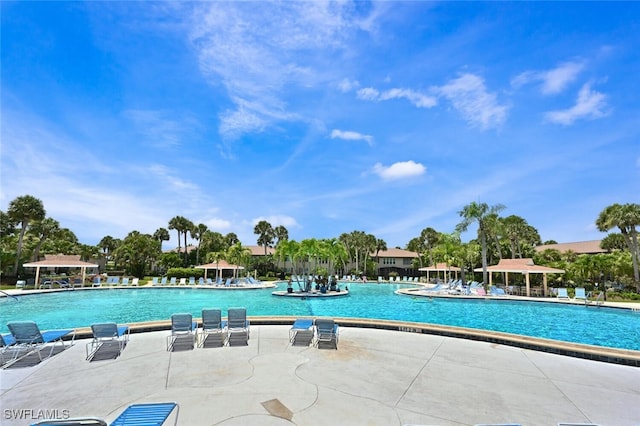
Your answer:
[512,61,585,95]
[252,215,300,228]
[330,129,373,145]
[357,87,437,108]
[147,164,199,192]
[433,73,508,129]
[372,161,426,181]
[123,109,198,148]
[188,2,378,141]
[338,78,360,93]
[545,82,608,125]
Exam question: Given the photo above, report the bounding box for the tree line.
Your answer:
[1,195,639,291]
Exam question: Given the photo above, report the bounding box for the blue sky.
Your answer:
[2,1,639,250]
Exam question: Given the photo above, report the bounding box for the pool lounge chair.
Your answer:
[169,277,176,286]
[6,321,75,365]
[199,309,227,347]
[289,318,314,346]
[178,278,187,286]
[151,277,159,286]
[227,307,250,346]
[1,333,17,367]
[131,278,139,286]
[574,287,588,302]
[86,323,130,361]
[314,318,339,349]
[166,313,197,351]
[557,288,569,299]
[31,402,179,426]
[188,277,196,285]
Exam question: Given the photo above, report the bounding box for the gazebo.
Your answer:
[195,260,245,280]
[474,258,565,297]
[418,262,462,282]
[23,254,99,287]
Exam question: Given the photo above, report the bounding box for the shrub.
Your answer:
[166,268,204,279]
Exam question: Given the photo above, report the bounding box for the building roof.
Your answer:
[247,245,275,256]
[474,258,564,274]
[535,240,606,255]
[23,254,99,268]
[376,248,419,258]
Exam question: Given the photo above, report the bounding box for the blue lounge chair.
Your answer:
[169,277,176,286]
[557,288,569,299]
[6,321,75,364]
[574,287,588,302]
[227,307,250,345]
[314,318,339,349]
[289,318,314,346]
[1,333,17,367]
[166,313,197,351]
[160,277,168,286]
[151,277,159,286]
[199,308,227,347]
[86,323,130,361]
[31,402,179,426]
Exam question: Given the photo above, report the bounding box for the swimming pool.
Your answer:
[1,283,639,351]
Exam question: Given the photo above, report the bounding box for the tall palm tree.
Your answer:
[168,216,193,266]
[30,217,61,261]
[190,223,208,264]
[374,238,387,276]
[456,201,505,290]
[596,203,640,288]
[420,227,440,267]
[7,195,46,276]
[168,216,184,254]
[274,225,289,247]
[153,227,170,246]
[254,220,275,255]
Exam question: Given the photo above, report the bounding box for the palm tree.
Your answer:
[168,216,183,254]
[7,195,46,276]
[254,220,275,255]
[374,238,387,276]
[420,227,440,267]
[596,203,640,289]
[274,225,289,247]
[456,201,505,290]
[153,227,170,246]
[224,232,239,247]
[168,216,193,266]
[190,223,208,264]
[30,217,61,261]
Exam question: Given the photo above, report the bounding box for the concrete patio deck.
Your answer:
[1,325,639,426]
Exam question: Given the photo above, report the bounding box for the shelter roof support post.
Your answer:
[543,274,548,297]
[525,272,531,297]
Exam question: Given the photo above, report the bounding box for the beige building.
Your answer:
[535,240,606,255]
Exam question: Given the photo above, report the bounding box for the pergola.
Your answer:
[418,262,462,282]
[474,258,565,297]
[195,260,245,280]
[23,254,99,287]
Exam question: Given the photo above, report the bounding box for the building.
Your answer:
[534,240,606,255]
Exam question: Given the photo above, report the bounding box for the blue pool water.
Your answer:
[1,283,639,351]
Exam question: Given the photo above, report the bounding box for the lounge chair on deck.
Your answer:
[121,277,130,286]
[178,278,186,286]
[31,402,179,426]
[86,323,130,361]
[289,318,314,346]
[188,277,196,285]
[159,277,167,286]
[199,309,227,347]
[314,318,339,349]
[131,278,139,286]
[166,314,197,351]
[6,321,75,365]
[151,277,159,286]
[169,277,176,286]
[574,287,588,302]
[1,333,17,367]
[92,277,102,287]
[557,288,569,299]
[227,307,250,346]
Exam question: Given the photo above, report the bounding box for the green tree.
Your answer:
[600,233,627,252]
[596,203,640,289]
[224,232,239,247]
[274,225,289,247]
[190,223,208,264]
[7,195,46,276]
[113,231,161,277]
[456,201,506,290]
[254,220,275,255]
[153,227,170,245]
[30,217,61,261]
[168,216,193,266]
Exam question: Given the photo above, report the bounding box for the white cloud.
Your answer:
[188,2,379,140]
[512,61,585,95]
[372,161,426,181]
[545,82,608,125]
[338,78,360,93]
[204,217,233,231]
[147,164,199,192]
[434,73,508,129]
[330,129,373,145]
[357,87,437,108]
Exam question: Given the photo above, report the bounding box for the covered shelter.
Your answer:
[195,260,245,280]
[418,262,462,283]
[23,254,99,287]
[474,258,565,297]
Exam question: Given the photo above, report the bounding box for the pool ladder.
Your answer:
[585,292,605,307]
